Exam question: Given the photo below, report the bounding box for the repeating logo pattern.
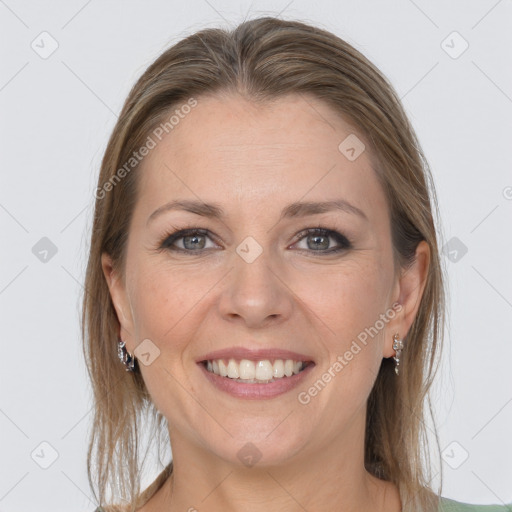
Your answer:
[1,2,511,510]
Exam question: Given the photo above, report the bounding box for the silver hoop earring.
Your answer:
[392,333,404,375]
[118,339,135,372]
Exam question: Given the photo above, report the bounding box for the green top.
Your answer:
[439,498,512,511]
[94,497,512,511]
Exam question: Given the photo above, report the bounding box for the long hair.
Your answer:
[82,16,446,512]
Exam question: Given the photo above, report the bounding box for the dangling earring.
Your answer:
[118,339,135,372]
[392,333,404,375]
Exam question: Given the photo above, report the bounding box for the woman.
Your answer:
[83,17,510,512]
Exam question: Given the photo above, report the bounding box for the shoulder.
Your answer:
[439,497,512,511]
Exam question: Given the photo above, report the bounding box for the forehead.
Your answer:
[136,93,387,221]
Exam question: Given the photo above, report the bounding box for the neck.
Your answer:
[144,413,399,512]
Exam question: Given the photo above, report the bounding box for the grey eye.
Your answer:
[160,229,217,252]
[307,233,330,250]
[182,234,206,250]
[293,228,352,254]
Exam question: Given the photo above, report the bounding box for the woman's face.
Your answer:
[103,93,426,468]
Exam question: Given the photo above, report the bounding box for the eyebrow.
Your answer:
[147,198,368,225]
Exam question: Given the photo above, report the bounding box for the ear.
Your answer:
[383,240,430,358]
[101,252,135,347]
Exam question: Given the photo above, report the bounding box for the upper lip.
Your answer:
[197,347,315,363]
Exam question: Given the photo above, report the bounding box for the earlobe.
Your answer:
[383,241,430,359]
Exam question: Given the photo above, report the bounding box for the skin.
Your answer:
[102,92,429,512]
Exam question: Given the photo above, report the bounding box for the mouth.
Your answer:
[196,348,316,399]
[200,358,314,384]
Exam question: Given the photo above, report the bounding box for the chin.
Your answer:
[203,425,309,469]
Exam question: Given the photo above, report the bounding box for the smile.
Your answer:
[202,358,312,383]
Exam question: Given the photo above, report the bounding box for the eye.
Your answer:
[292,228,352,254]
[159,228,219,252]
[157,226,352,255]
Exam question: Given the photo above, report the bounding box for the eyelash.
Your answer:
[157,226,353,255]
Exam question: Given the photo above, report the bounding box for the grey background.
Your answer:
[1,1,511,510]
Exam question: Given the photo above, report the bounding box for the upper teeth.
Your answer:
[206,358,304,382]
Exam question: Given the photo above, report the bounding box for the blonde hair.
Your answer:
[82,16,446,512]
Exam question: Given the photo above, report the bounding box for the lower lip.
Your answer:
[198,362,315,400]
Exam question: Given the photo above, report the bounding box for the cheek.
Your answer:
[127,258,222,350]
[302,264,389,408]
[299,260,390,342]
[128,262,186,340]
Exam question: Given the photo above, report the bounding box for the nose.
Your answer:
[217,247,294,329]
